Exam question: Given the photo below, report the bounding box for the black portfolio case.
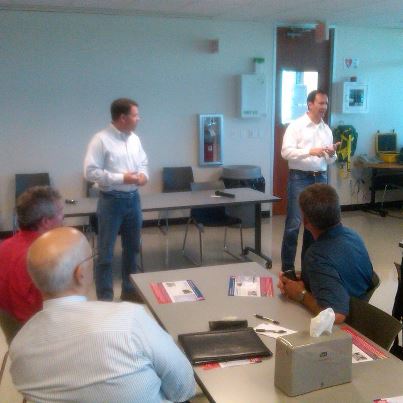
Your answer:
[178,327,272,365]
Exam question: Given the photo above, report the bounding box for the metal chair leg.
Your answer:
[157,210,169,235]
[182,218,191,253]
[199,227,203,265]
[139,237,144,271]
[239,224,244,254]
[381,184,389,209]
[222,224,244,262]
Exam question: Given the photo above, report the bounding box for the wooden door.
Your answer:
[273,27,334,215]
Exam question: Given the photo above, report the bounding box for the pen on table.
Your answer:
[254,314,280,325]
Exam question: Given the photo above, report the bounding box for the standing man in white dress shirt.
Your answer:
[10,227,196,403]
[84,98,148,301]
[281,90,339,272]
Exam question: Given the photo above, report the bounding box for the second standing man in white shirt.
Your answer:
[281,90,339,272]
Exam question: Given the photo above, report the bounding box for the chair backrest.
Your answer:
[346,297,402,351]
[162,167,194,193]
[393,262,403,321]
[0,309,22,345]
[190,181,226,221]
[15,173,50,200]
[190,180,225,192]
[86,181,100,198]
[362,270,381,302]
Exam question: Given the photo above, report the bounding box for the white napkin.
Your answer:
[310,308,335,337]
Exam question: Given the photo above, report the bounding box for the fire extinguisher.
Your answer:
[204,121,215,162]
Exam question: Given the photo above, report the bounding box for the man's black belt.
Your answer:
[290,169,326,177]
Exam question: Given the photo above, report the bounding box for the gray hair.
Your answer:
[17,186,61,230]
[299,183,341,230]
[28,231,89,295]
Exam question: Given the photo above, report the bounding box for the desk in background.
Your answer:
[64,188,279,268]
[360,162,403,215]
[131,262,403,403]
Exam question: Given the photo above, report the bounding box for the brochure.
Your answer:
[202,357,262,370]
[150,280,204,304]
[374,397,403,403]
[340,325,387,362]
[228,275,274,297]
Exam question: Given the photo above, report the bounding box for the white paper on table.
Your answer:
[254,323,297,339]
[352,343,373,363]
[218,358,260,368]
[162,280,198,302]
[374,396,403,403]
[234,276,262,297]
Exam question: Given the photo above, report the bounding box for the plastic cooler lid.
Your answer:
[222,165,261,179]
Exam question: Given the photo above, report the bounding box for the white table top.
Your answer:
[131,262,403,403]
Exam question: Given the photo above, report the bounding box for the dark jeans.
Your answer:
[281,170,327,271]
[96,190,142,300]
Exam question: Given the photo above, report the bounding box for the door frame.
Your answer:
[270,24,335,215]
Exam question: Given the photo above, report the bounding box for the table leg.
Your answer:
[243,202,272,269]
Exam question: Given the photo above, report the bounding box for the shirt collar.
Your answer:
[43,295,87,309]
[317,223,343,240]
[17,229,41,241]
[302,112,324,128]
[109,123,132,140]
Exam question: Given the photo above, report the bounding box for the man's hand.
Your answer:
[323,142,341,157]
[123,172,140,184]
[309,147,325,157]
[277,272,305,302]
[123,172,148,186]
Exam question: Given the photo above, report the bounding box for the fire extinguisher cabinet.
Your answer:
[199,114,223,166]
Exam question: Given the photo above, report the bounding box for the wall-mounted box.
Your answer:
[342,82,369,113]
[240,74,268,118]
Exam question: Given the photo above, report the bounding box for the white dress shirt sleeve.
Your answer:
[134,308,196,402]
[135,141,149,180]
[281,122,312,161]
[83,133,125,186]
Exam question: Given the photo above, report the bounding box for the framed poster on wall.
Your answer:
[342,82,369,113]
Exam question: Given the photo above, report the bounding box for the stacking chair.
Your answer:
[158,166,194,234]
[182,180,244,265]
[15,173,50,200]
[85,181,99,248]
[362,270,381,302]
[0,310,22,383]
[13,173,50,233]
[391,261,403,359]
[345,297,402,351]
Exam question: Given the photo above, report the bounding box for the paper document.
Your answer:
[340,325,387,362]
[202,357,262,370]
[150,280,204,304]
[228,275,274,297]
[254,323,297,339]
[374,397,403,403]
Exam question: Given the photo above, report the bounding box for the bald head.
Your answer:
[28,227,93,298]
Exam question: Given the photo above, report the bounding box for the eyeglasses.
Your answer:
[78,252,98,266]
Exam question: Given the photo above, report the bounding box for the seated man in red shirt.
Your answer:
[0,186,64,323]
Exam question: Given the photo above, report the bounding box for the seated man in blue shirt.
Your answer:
[278,183,373,324]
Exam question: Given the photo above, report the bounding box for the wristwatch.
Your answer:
[297,289,307,302]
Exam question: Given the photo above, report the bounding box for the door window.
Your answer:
[281,70,318,124]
